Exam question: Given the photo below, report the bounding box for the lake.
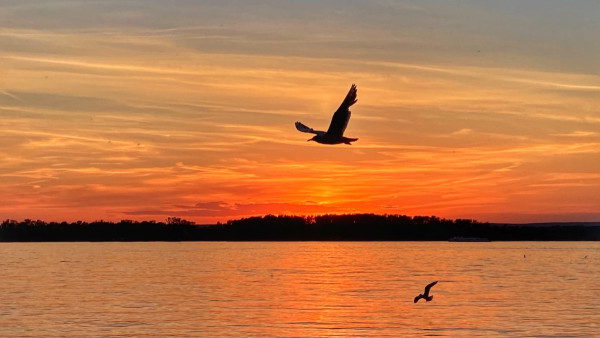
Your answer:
[1,242,598,337]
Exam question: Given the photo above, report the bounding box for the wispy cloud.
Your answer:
[1,2,599,223]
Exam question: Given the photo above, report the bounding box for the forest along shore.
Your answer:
[1,215,599,241]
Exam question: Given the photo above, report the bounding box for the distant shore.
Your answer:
[1,215,599,242]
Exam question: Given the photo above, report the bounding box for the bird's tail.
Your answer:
[343,137,358,145]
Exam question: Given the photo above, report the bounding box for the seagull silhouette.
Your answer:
[295,84,359,145]
[414,281,438,303]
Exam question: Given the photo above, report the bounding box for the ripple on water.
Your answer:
[0,242,598,337]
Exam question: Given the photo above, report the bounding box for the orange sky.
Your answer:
[1,1,599,223]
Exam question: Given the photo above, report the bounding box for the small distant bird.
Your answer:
[295,84,359,145]
[414,281,438,303]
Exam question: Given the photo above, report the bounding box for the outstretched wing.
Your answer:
[423,281,438,297]
[295,121,324,135]
[414,295,422,303]
[326,84,357,137]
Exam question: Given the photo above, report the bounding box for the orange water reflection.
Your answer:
[1,242,598,337]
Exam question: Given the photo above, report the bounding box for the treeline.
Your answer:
[1,214,599,241]
[0,217,198,242]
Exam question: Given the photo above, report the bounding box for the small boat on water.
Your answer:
[448,236,491,242]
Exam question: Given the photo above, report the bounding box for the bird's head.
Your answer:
[308,135,318,142]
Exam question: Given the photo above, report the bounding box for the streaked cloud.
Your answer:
[1,1,598,223]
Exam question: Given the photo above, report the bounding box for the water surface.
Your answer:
[1,242,598,336]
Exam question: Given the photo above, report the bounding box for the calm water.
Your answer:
[1,242,598,337]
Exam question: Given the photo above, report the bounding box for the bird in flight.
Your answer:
[295,84,359,145]
[414,281,438,303]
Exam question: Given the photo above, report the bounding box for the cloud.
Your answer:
[1,1,599,224]
[552,131,599,138]
[124,201,350,220]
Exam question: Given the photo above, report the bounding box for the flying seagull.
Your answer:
[295,84,359,145]
[414,281,438,303]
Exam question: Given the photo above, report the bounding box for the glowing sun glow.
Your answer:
[1,1,599,223]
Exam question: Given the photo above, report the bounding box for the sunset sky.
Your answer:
[1,1,599,224]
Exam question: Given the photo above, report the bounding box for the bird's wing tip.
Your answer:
[295,121,319,134]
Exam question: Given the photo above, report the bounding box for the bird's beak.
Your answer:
[307,138,313,142]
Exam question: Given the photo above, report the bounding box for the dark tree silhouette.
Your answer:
[1,215,599,242]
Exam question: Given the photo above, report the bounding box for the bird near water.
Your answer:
[414,281,438,303]
[295,84,359,145]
